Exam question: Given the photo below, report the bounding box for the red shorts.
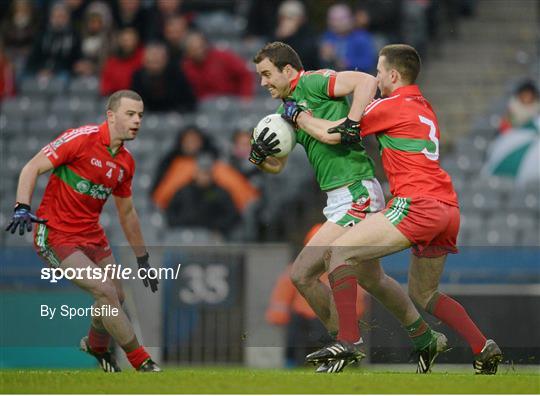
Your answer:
[33,223,112,267]
[382,196,460,258]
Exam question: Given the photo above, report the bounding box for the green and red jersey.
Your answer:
[278,69,375,191]
[37,122,134,233]
[360,85,458,206]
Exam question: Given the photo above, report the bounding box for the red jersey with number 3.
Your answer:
[360,85,458,207]
[37,122,135,233]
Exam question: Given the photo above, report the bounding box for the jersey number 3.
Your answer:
[419,115,439,161]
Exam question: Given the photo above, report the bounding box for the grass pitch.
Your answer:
[1,367,539,394]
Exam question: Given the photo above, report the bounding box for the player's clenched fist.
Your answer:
[5,203,47,235]
[249,127,281,165]
[327,117,363,146]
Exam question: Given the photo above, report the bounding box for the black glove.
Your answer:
[137,252,158,293]
[281,100,304,126]
[249,127,281,165]
[327,117,363,146]
[5,203,47,236]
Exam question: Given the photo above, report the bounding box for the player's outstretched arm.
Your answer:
[5,152,53,235]
[295,112,344,145]
[15,151,54,206]
[333,71,377,121]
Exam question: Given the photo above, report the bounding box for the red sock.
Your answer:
[427,292,487,354]
[126,346,151,369]
[88,326,110,354]
[329,265,360,343]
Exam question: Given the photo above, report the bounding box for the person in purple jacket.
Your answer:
[320,3,376,73]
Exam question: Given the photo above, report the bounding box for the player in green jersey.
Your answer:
[250,42,383,370]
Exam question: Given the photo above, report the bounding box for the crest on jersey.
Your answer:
[76,180,91,193]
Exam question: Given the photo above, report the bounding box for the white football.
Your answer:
[253,114,296,158]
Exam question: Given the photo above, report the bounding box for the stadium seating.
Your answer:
[20,77,67,98]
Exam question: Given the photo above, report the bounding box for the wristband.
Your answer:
[136,252,149,265]
[14,203,31,211]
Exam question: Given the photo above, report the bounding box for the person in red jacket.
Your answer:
[182,31,254,100]
[100,27,143,96]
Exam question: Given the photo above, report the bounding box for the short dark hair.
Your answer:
[253,41,303,71]
[379,44,421,84]
[106,90,143,111]
[516,80,539,97]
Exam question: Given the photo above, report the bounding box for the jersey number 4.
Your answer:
[419,115,439,161]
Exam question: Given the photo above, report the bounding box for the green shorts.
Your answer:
[323,178,385,227]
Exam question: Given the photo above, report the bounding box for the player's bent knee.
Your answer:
[290,257,323,289]
[408,286,435,309]
[326,245,356,267]
[93,282,120,306]
[290,268,311,290]
[356,273,382,292]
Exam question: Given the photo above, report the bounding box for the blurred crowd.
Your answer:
[0,0,479,243]
[0,0,478,102]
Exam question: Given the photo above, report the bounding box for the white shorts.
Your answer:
[323,178,385,227]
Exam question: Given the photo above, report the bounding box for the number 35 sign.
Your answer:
[170,257,243,307]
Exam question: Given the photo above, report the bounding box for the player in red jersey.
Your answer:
[5,90,161,372]
[288,44,502,374]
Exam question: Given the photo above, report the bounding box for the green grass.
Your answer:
[1,368,539,394]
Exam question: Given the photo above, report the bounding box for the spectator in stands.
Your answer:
[112,0,148,40]
[162,14,190,67]
[73,1,113,76]
[151,125,219,195]
[320,3,376,72]
[131,42,196,113]
[63,0,88,33]
[271,0,320,70]
[354,0,403,47]
[100,27,143,96]
[0,0,41,74]
[164,155,241,237]
[0,42,16,100]
[145,0,193,41]
[24,1,82,80]
[499,80,540,133]
[152,126,260,217]
[182,31,254,101]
